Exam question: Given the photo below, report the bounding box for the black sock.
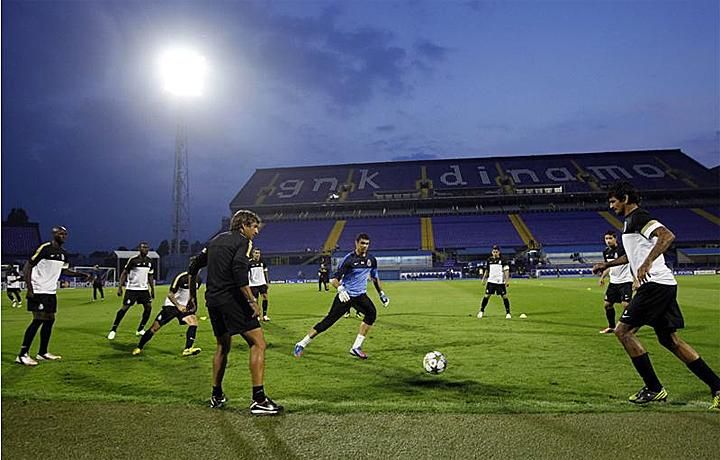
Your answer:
[212,385,223,397]
[480,297,489,311]
[605,307,616,328]
[503,298,511,314]
[253,385,266,403]
[138,307,152,331]
[19,319,43,356]
[138,330,154,349]
[185,326,197,349]
[687,357,720,394]
[262,299,268,316]
[38,318,55,355]
[112,309,127,331]
[631,353,663,392]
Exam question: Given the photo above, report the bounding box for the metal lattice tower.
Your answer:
[171,121,190,254]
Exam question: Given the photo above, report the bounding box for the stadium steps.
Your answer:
[255,173,280,205]
[508,214,537,247]
[420,217,435,251]
[323,220,347,252]
[598,211,623,230]
[571,159,601,191]
[415,166,433,198]
[654,156,699,189]
[691,208,720,226]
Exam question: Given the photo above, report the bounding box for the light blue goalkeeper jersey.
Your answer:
[334,251,379,297]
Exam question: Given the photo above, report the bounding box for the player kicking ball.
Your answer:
[132,271,202,357]
[294,233,389,360]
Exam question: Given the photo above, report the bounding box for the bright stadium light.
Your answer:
[158,47,207,98]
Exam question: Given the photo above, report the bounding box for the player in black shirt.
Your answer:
[318,263,330,291]
[188,209,283,415]
[91,265,106,301]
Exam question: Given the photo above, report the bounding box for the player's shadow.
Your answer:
[385,373,513,398]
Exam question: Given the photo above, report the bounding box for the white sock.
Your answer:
[298,335,313,347]
[352,334,366,350]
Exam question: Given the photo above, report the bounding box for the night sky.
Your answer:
[2,0,718,253]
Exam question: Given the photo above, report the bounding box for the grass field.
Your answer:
[2,277,719,458]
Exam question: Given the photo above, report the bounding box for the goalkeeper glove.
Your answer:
[337,285,350,303]
[379,291,390,307]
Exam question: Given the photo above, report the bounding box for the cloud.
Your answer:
[414,39,449,62]
[200,2,448,109]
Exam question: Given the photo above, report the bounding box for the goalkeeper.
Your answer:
[294,233,389,360]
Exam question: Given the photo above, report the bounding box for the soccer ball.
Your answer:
[423,351,447,374]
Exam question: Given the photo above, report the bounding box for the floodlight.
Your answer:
[158,48,207,98]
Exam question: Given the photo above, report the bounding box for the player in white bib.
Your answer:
[248,249,271,321]
[5,264,23,308]
[132,271,201,356]
[15,226,91,366]
[477,245,512,319]
[107,242,155,339]
[597,230,634,334]
[593,182,720,408]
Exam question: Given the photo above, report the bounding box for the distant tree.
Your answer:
[179,239,189,254]
[117,246,128,251]
[190,240,203,255]
[6,208,29,225]
[157,240,170,257]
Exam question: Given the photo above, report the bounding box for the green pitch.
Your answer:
[2,277,719,458]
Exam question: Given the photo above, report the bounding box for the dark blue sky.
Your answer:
[2,0,718,253]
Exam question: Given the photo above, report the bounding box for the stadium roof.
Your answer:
[231,149,715,209]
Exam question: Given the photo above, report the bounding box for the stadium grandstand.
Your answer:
[220,149,718,281]
[1,208,41,265]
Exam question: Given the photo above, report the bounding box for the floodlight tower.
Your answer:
[159,48,207,254]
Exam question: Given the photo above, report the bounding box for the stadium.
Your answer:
[3,2,720,458]
[3,148,719,458]
[229,148,719,281]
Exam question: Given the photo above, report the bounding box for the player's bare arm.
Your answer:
[167,290,186,312]
[148,272,155,299]
[592,254,628,274]
[504,269,510,287]
[117,270,128,296]
[637,226,675,284]
[23,262,33,297]
[372,277,390,307]
[62,268,92,281]
[241,285,261,317]
[598,268,610,285]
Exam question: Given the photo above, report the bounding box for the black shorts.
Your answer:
[314,293,378,333]
[485,282,507,296]
[123,290,152,307]
[207,299,261,337]
[619,283,684,330]
[605,282,633,304]
[250,285,268,296]
[27,294,57,313]
[156,305,193,326]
